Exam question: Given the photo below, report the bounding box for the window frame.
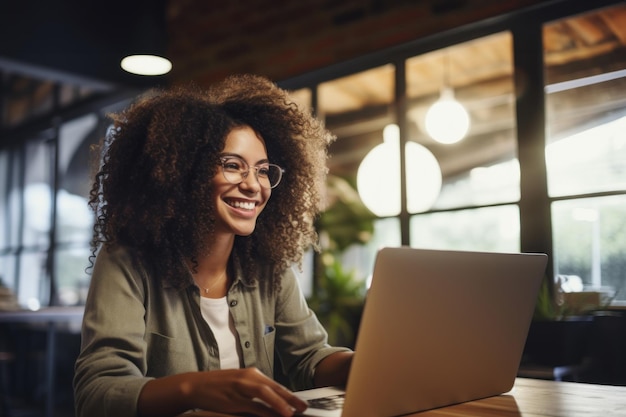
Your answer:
[279,0,625,301]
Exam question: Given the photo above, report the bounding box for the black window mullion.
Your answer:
[394,60,411,246]
[46,85,61,306]
[513,23,553,279]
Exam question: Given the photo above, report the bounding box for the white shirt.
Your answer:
[199,296,243,369]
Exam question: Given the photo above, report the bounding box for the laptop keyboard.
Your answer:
[307,394,345,410]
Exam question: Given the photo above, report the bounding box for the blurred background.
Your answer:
[1,0,625,415]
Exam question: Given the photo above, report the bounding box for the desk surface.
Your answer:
[0,306,84,322]
[415,377,626,416]
[183,378,626,417]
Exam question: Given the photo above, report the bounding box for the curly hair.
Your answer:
[88,74,335,290]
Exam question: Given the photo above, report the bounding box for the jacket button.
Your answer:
[230,300,238,307]
[245,341,251,348]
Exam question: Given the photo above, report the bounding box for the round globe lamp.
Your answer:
[357,124,442,217]
[424,87,470,144]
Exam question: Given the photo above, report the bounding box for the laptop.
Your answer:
[295,247,548,417]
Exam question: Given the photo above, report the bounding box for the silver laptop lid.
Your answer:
[341,247,547,417]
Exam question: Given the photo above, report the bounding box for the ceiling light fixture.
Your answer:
[357,124,442,217]
[424,52,470,144]
[120,4,172,76]
[121,55,172,76]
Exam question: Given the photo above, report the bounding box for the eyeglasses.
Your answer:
[219,156,285,189]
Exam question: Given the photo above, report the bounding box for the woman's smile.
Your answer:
[224,197,258,214]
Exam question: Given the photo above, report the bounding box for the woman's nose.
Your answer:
[239,171,261,191]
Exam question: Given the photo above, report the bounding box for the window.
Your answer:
[55,114,100,306]
[317,65,398,283]
[313,33,521,285]
[411,205,520,252]
[0,113,104,308]
[552,196,626,296]
[545,4,626,303]
[286,3,626,307]
[406,32,520,251]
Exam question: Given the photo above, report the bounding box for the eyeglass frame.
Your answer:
[218,155,285,189]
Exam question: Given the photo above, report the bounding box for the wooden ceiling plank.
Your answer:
[599,7,626,45]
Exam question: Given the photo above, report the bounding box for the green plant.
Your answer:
[533,277,559,321]
[533,276,618,321]
[316,175,376,252]
[307,253,366,346]
[308,175,375,346]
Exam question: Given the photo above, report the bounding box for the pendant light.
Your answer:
[424,52,470,144]
[356,124,442,217]
[120,2,172,76]
[121,55,172,76]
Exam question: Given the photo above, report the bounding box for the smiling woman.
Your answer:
[73,74,354,417]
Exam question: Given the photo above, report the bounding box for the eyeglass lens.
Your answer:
[221,156,283,188]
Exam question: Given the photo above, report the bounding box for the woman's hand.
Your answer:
[139,367,308,417]
[188,367,307,417]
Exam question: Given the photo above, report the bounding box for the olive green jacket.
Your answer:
[74,246,348,417]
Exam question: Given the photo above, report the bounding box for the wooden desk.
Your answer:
[0,307,83,417]
[183,378,626,417]
[414,377,626,416]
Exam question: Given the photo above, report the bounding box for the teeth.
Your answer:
[229,200,255,210]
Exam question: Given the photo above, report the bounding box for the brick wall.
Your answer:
[166,0,546,87]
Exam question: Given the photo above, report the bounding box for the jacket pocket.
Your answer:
[262,326,276,374]
[146,332,196,376]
